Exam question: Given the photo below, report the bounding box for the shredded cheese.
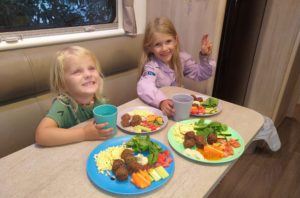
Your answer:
[94,144,127,173]
[172,122,195,143]
[128,110,153,117]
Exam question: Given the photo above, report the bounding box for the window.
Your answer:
[0,0,120,46]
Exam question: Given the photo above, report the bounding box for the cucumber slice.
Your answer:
[155,166,169,179]
[148,169,161,181]
[219,132,231,136]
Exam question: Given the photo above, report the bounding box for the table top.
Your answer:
[0,86,264,198]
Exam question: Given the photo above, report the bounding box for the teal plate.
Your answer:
[86,135,175,195]
[168,119,245,164]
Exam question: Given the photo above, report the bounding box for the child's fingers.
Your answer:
[94,122,114,135]
[98,133,114,140]
[166,101,175,114]
[168,103,175,115]
[201,34,209,44]
[165,105,174,117]
[167,109,174,117]
[95,122,108,128]
[162,106,173,117]
[162,107,170,116]
[98,128,114,136]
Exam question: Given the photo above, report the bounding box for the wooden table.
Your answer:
[0,87,264,198]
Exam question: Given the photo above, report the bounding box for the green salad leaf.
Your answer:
[126,135,162,165]
[201,97,219,108]
[194,119,228,138]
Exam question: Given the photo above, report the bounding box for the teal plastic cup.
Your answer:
[172,94,193,121]
[93,104,118,135]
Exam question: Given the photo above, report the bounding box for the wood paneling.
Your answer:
[245,0,300,121]
[276,40,300,124]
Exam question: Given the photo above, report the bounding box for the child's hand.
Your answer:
[200,34,212,56]
[84,120,114,141]
[160,99,175,117]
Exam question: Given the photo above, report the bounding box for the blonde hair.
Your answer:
[139,17,183,86]
[50,46,104,105]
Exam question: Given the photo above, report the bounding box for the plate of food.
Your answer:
[190,94,222,117]
[167,118,244,164]
[86,135,175,195]
[117,106,168,134]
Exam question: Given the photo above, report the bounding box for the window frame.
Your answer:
[0,0,124,51]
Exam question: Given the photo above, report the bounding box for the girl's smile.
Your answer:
[150,32,177,65]
[82,81,96,87]
[63,54,100,104]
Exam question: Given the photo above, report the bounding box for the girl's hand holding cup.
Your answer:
[160,99,175,117]
[92,104,118,138]
[84,121,114,141]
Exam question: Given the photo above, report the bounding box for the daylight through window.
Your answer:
[0,0,117,38]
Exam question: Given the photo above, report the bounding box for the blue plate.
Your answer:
[86,135,175,195]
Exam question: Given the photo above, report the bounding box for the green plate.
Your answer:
[167,119,245,164]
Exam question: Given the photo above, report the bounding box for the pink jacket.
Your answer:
[137,51,213,108]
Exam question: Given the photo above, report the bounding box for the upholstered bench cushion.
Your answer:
[0,35,142,158]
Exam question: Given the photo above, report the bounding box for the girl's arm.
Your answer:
[137,64,167,108]
[182,34,214,81]
[181,51,213,81]
[35,117,113,146]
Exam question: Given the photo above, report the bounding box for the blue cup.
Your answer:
[93,104,118,134]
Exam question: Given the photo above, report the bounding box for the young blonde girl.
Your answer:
[137,17,213,116]
[35,46,114,146]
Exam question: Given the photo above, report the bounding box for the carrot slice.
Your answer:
[131,173,145,188]
[137,172,151,187]
[201,145,225,160]
[139,170,152,182]
[131,172,151,188]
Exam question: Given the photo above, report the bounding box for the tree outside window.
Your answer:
[0,0,116,32]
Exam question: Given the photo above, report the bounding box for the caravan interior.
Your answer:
[0,0,299,197]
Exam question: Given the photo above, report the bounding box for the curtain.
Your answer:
[122,0,137,36]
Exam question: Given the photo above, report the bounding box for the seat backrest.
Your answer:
[0,35,143,158]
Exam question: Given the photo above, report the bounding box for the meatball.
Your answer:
[183,138,195,148]
[191,94,197,101]
[115,166,128,181]
[127,161,143,173]
[130,115,142,127]
[207,133,218,145]
[124,155,137,165]
[121,149,134,160]
[184,131,195,140]
[121,113,131,121]
[196,97,203,102]
[112,159,126,174]
[194,135,206,149]
[192,103,199,107]
[121,119,130,127]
